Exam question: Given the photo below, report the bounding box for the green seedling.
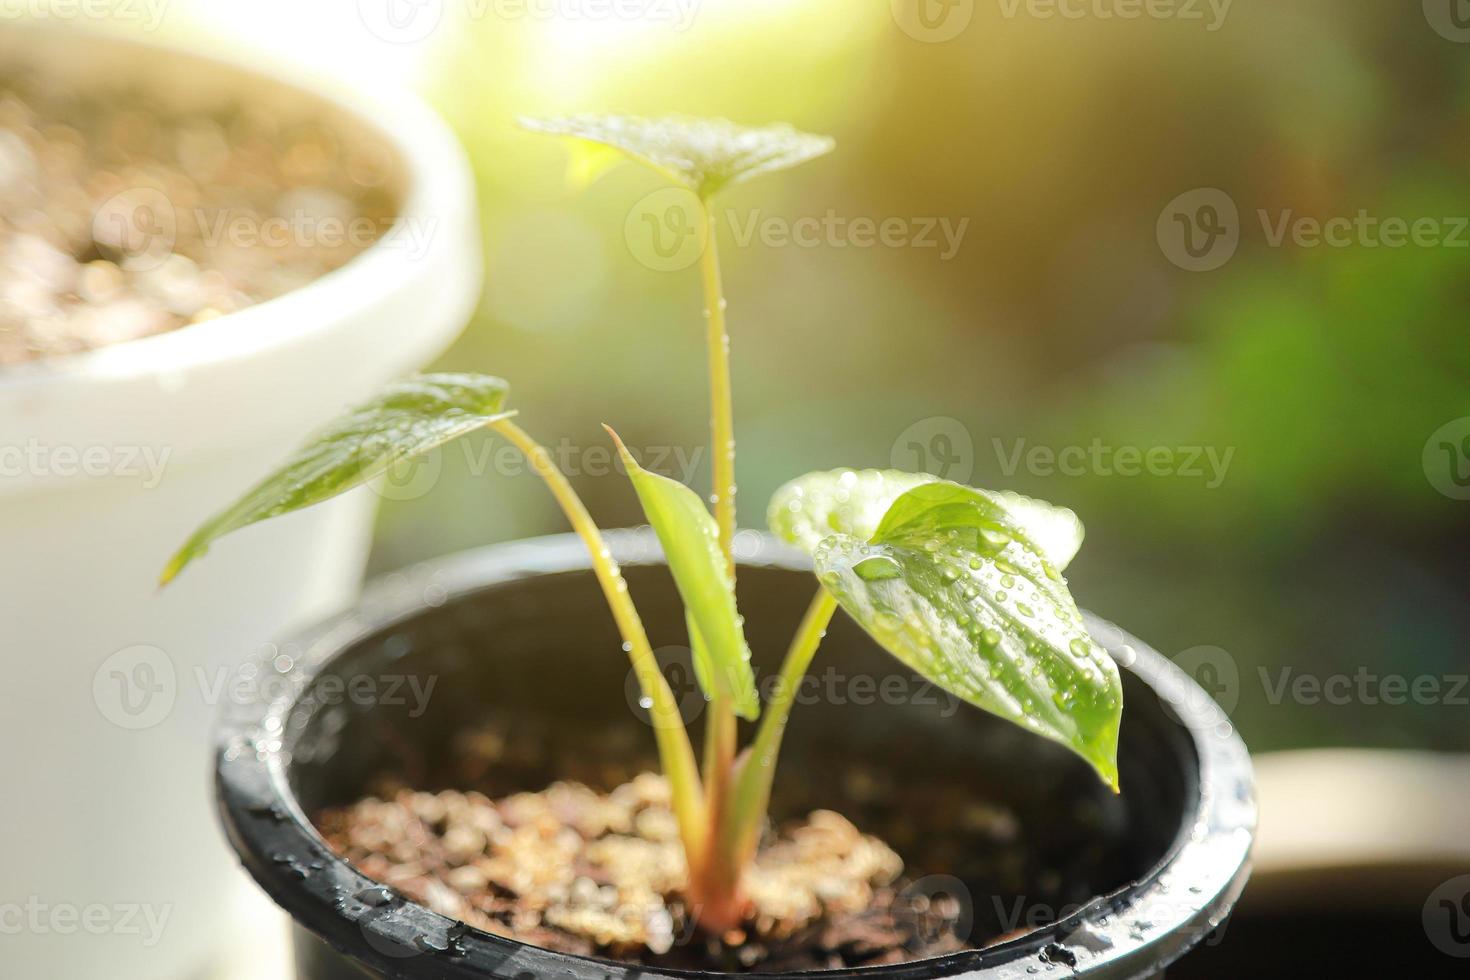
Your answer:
[162,116,1122,938]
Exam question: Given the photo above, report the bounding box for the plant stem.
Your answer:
[490,418,707,861]
[700,200,736,575]
[697,199,740,849]
[721,588,839,869]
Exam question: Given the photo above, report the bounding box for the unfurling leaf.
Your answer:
[161,374,513,586]
[521,114,835,200]
[607,426,759,719]
[768,469,1084,570]
[773,472,1119,788]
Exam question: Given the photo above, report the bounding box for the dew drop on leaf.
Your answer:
[853,555,903,581]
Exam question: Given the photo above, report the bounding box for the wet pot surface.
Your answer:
[218,532,1255,979]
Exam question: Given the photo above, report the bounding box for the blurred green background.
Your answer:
[365,0,1470,756]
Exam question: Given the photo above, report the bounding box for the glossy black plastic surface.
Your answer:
[217,531,1255,979]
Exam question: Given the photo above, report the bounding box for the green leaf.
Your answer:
[768,469,1084,571]
[784,477,1120,789]
[990,489,1085,572]
[769,469,935,554]
[161,374,513,586]
[606,426,759,719]
[521,114,835,200]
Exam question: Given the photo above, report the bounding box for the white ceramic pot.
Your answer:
[0,26,481,980]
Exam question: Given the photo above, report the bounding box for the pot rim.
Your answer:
[217,529,1256,979]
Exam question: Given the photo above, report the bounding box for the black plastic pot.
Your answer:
[216,530,1255,979]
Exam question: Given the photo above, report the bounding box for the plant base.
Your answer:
[318,766,974,971]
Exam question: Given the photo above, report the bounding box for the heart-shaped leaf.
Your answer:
[771,472,1117,787]
[607,427,759,719]
[769,469,1084,570]
[161,375,513,586]
[521,114,835,200]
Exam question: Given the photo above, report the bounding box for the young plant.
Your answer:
[161,117,1122,940]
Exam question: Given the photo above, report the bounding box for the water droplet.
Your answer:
[853,555,902,581]
[355,886,396,908]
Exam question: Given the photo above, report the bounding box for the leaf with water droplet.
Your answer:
[606,426,758,719]
[812,481,1121,789]
[769,469,1084,570]
[521,114,835,200]
[161,374,514,586]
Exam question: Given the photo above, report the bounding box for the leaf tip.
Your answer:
[157,551,188,589]
[603,424,638,469]
[734,694,761,722]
